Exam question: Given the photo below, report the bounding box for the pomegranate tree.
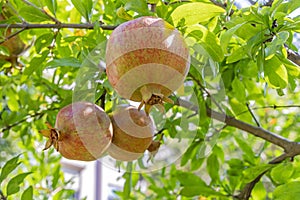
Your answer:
[106,16,190,114]
[108,105,155,161]
[40,102,112,161]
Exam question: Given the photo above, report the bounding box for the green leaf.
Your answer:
[243,164,274,183]
[265,31,289,59]
[273,181,300,200]
[21,186,33,200]
[234,136,255,164]
[123,162,132,198]
[44,0,57,16]
[24,50,49,76]
[176,171,207,186]
[124,0,151,15]
[19,6,51,22]
[226,45,248,63]
[71,0,92,21]
[187,25,224,62]
[220,22,246,53]
[51,166,60,189]
[171,2,225,26]
[264,56,288,89]
[207,153,219,183]
[180,185,226,197]
[276,54,300,77]
[6,172,32,196]
[53,189,75,200]
[46,57,81,68]
[0,46,10,56]
[231,77,246,102]
[271,162,294,184]
[35,33,54,53]
[252,181,267,200]
[0,154,21,185]
[6,90,19,112]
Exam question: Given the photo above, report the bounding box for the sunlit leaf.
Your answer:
[6,172,32,196]
[243,164,274,183]
[21,186,33,200]
[264,56,288,89]
[44,0,57,16]
[273,181,300,200]
[271,162,294,184]
[19,6,51,22]
[171,2,225,26]
[0,154,21,185]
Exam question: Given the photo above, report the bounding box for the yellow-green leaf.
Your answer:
[171,2,225,26]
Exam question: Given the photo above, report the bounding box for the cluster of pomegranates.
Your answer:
[40,16,190,162]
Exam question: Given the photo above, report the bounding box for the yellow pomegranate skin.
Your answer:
[108,105,154,161]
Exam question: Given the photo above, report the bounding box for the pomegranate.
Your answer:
[106,16,190,114]
[107,105,155,161]
[40,102,113,161]
[0,11,25,62]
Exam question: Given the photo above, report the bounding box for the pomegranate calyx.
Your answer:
[147,140,161,162]
[39,122,61,151]
[138,94,174,115]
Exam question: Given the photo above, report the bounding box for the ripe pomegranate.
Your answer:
[107,105,155,161]
[106,16,190,114]
[40,102,113,161]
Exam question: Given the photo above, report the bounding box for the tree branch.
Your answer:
[175,98,300,154]
[0,107,60,133]
[175,98,300,199]
[0,22,117,30]
[236,153,292,200]
[287,47,300,67]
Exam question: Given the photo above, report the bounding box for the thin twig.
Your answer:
[188,73,225,113]
[0,107,60,133]
[237,104,300,116]
[164,0,191,5]
[0,27,25,44]
[174,98,300,153]
[246,103,260,127]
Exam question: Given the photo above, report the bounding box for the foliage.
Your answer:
[0,0,300,199]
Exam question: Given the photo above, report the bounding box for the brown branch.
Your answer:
[206,107,298,151]
[0,27,25,43]
[236,153,292,200]
[164,0,191,5]
[210,0,227,9]
[175,98,300,199]
[175,98,300,154]
[0,107,60,133]
[264,0,274,7]
[287,48,300,67]
[0,22,117,30]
